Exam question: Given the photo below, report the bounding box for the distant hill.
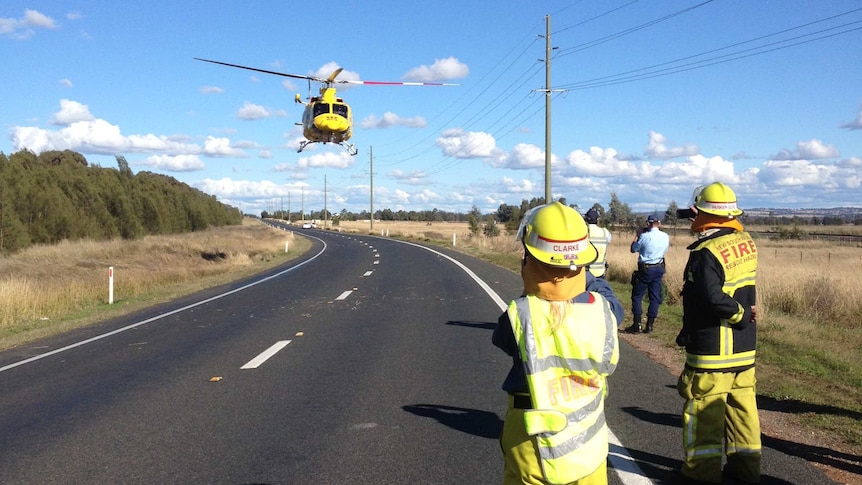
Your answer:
[746,207,862,218]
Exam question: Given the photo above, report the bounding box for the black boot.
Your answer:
[625,314,642,333]
[644,317,655,333]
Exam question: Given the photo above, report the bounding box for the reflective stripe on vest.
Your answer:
[587,225,610,277]
[508,293,619,483]
[685,231,758,370]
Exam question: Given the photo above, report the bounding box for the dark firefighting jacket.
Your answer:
[678,228,758,372]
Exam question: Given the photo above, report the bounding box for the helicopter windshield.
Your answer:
[312,103,330,117]
[332,104,348,117]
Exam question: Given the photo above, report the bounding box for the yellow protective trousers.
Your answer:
[499,396,607,485]
[677,367,761,483]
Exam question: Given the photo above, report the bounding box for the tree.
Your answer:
[467,205,482,236]
[664,200,680,228]
[607,192,635,231]
[483,216,500,237]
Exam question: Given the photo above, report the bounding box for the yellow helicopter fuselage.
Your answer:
[301,87,353,144]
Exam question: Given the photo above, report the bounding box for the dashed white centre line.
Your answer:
[363,271,373,276]
[241,340,291,369]
[336,290,353,300]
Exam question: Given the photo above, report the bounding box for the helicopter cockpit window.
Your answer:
[312,104,330,117]
[332,104,348,117]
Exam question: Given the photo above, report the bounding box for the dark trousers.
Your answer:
[631,265,665,318]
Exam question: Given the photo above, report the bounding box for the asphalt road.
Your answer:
[0,227,835,484]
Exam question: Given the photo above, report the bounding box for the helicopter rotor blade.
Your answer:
[194,58,322,82]
[326,68,344,83]
[195,58,460,87]
[336,79,460,86]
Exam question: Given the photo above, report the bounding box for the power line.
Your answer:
[557,19,862,90]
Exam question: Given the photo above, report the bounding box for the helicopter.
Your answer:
[195,58,458,156]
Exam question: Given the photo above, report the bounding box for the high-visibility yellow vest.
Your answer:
[685,231,758,370]
[508,293,619,484]
[587,225,611,277]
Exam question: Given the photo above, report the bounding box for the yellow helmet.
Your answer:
[517,202,598,269]
[695,182,744,217]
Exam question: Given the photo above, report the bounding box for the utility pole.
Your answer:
[543,14,552,204]
[324,174,328,227]
[370,146,374,233]
[301,186,305,223]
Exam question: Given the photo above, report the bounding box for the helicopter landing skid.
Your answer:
[342,143,358,156]
[297,140,358,156]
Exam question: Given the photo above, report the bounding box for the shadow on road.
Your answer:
[445,320,497,330]
[403,404,502,439]
[620,404,860,480]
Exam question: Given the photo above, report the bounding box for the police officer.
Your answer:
[584,208,612,279]
[675,182,761,483]
[493,202,623,485]
[626,214,669,333]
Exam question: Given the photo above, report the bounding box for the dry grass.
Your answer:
[0,218,306,347]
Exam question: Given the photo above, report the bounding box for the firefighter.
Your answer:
[584,208,612,279]
[493,202,623,485]
[675,182,761,483]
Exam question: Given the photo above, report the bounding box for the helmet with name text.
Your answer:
[695,182,744,217]
[517,202,598,269]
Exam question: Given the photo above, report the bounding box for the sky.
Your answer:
[2,1,862,217]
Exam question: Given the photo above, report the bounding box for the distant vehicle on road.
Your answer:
[302,222,312,229]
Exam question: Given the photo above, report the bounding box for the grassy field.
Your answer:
[2,217,860,463]
[0,218,307,349]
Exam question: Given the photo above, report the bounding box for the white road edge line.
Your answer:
[0,233,328,374]
[392,238,652,485]
[241,340,292,369]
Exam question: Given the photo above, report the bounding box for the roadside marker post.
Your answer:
[108,266,114,305]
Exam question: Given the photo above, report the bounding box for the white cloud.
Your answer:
[1,9,57,39]
[11,99,250,165]
[500,177,537,194]
[489,143,548,169]
[388,169,429,185]
[563,146,636,177]
[50,99,94,125]
[436,128,500,158]
[296,150,355,169]
[138,154,205,172]
[202,136,246,157]
[237,102,287,120]
[769,138,840,160]
[59,78,73,88]
[359,112,426,129]
[644,131,699,159]
[840,108,862,130]
[402,57,469,82]
[195,178,290,198]
[759,159,838,187]
[200,85,225,94]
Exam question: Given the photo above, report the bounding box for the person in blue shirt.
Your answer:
[626,214,670,333]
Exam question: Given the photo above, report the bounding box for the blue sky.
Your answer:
[3,1,861,217]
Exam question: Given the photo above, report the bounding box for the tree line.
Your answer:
[0,150,241,254]
[273,191,860,238]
